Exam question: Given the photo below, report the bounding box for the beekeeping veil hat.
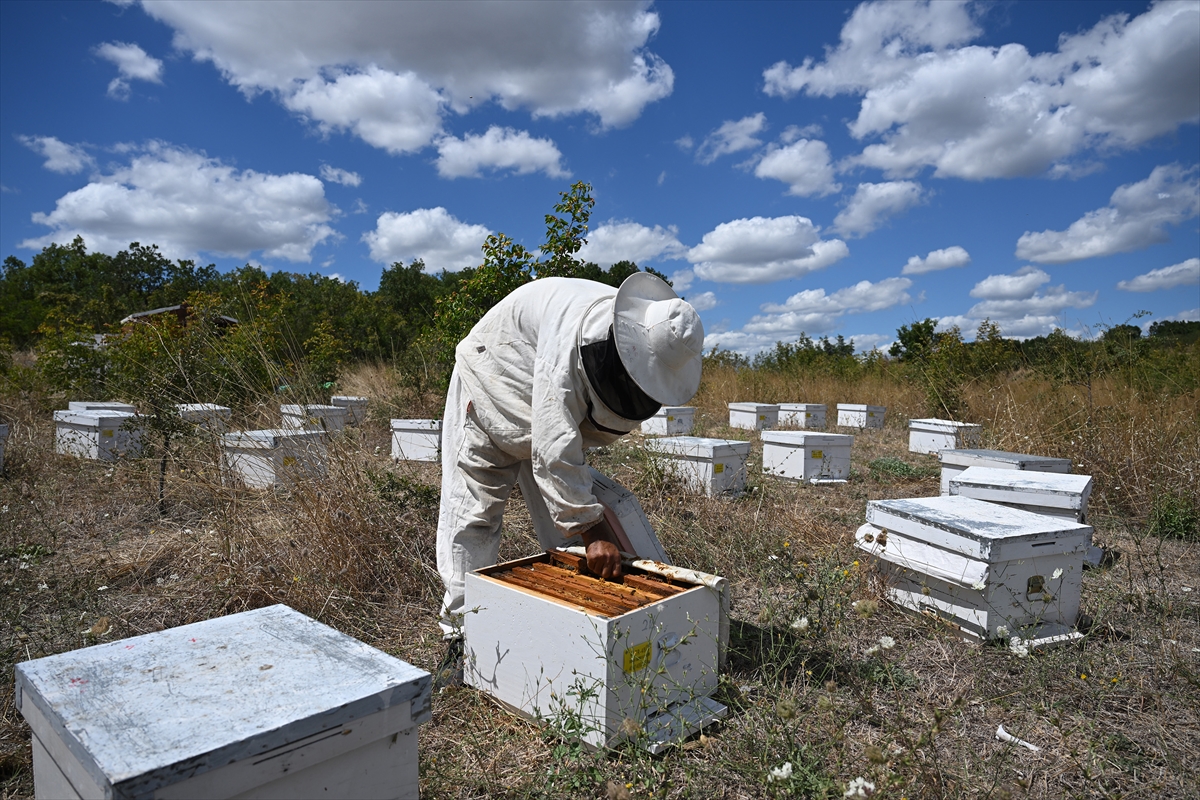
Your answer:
[612,272,705,405]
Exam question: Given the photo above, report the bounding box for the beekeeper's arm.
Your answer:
[529,354,622,579]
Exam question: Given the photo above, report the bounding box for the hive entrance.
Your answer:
[482,551,690,617]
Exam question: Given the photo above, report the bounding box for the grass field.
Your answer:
[1,361,1197,799]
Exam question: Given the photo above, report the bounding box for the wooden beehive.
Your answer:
[761,431,853,483]
[464,551,727,752]
[836,403,885,429]
[778,403,826,429]
[938,449,1071,495]
[280,404,349,433]
[220,429,327,489]
[640,406,695,436]
[644,436,751,497]
[54,410,143,462]
[908,418,982,454]
[390,419,442,462]
[856,495,1092,642]
[727,402,778,430]
[176,403,232,432]
[15,605,430,800]
[330,396,368,426]
[949,466,1093,523]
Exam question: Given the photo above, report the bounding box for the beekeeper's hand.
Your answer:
[581,519,623,580]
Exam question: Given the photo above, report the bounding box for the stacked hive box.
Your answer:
[176,403,232,432]
[778,403,826,429]
[330,396,368,426]
[949,466,1093,523]
[908,419,983,454]
[281,404,349,434]
[727,403,778,431]
[855,495,1092,644]
[465,551,726,752]
[837,404,885,429]
[761,431,853,484]
[16,605,430,799]
[938,449,1071,495]
[221,429,327,489]
[54,410,143,461]
[644,437,751,497]
[640,406,695,436]
[390,420,443,462]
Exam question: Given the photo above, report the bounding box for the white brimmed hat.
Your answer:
[613,272,705,405]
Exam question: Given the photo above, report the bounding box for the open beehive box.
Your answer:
[464,550,727,752]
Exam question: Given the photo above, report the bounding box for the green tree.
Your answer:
[889,318,938,362]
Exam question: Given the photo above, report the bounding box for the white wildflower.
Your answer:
[791,616,810,632]
[996,625,1009,638]
[37,582,48,591]
[767,762,793,783]
[878,636,895,650]
[844,776,876,797]
[971,580,987,591]
[1008,638,1030,659]
[864,644,880,656]
[1051,568,1063,580]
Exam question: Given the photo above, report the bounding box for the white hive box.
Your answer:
[908,418,982,454]
[176,403,232,432]
[855,495,1092,642]
[221,429,327,489]
[68,401,137,414]
[464,551,726,752]
[280,404,348,433]
[761,431,853,484]
[950,466,1093,523]
[645,436,751,497]
[640,406,695,436]
[390,419,442,462]
[54,411,144,462]
[0,423,8,471]
[938,449,1071,495]
[837,403,885,429]
[15,605,430,800]
[778,403,826,429]
[330,396,368,426]
[727,402,778,431]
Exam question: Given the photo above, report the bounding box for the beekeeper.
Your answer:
[435,272,704,655]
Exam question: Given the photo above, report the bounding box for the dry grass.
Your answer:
[1,362,1197,798]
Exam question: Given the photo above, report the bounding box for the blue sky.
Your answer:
[2,0,1197,353]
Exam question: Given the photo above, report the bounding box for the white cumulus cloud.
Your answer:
[95,41,163,99]
[834,181,924,237]
[1117,258,1200,292]
[696,113,766,164]
[754,136,840,197]
[969,266,1050,300]
[18,135,94,174]
[902,245,970,275]
[763,1,1200,179]
[435,127,568,179]
[319,164,362,187]
[138,0,672,157]
[687,291,718,312]
[363,207,491,271]
[688,215,849,284]
[669,268,695,293]
[577,220,686,267]
[1016,164,1200,264]
[20,142,334,262]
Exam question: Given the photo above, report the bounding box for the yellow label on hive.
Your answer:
[714,463,725,474]
[282,456,297,467]
[758,414,766,420]
[623,641,652,673]
[667,416,675,421]
[102,430,114,438]
[805,413,813,417]
[868,412,876,417]
[812,450,824,459]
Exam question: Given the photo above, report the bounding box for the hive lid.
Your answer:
[330,395,368,403]
[727,402,778,412]
[951,467,1093,508]
[760,431,853,447]
[220,428,324,448]
[909,418,981,432]
[176,403,230,413]
[938,449,1070,470]
[779,403,826,411]
[68,401,137,413]
[837,403,884,412]
[15,605,429,797]
[53,410,137,425]
[650,406,695,416]
[645,436,751,458]
[390,418,443,431]
[279,404,346,416]
[866,495,1092,560]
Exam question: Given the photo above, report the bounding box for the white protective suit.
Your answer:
[436,278,656,634]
